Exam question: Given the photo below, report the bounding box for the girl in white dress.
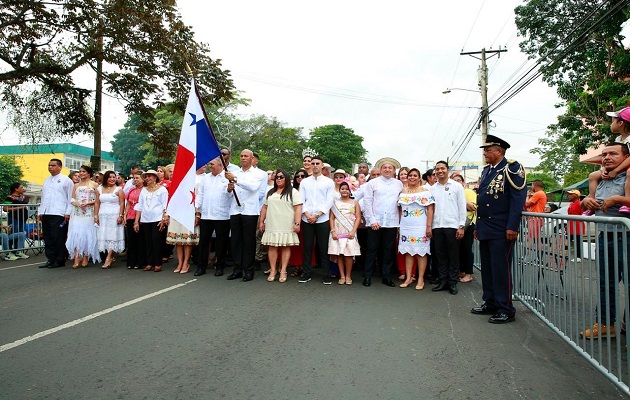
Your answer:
[328,182,362,285]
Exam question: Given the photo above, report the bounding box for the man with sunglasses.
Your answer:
[298,156,335,284]
[221,148,240,173]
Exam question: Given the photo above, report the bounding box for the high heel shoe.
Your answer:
[180,264,190,274]
[174,265,182,273]
[279,272,287,283]
[400,280,413,288]
[267,272,277,282]
[102,257,112,269]
[415,281,425,290]
[81,257,89,268]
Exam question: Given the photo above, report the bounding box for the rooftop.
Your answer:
[0,143,118,162]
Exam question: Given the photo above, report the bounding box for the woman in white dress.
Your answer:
[398,168,435,290]
[259,169,302,283]
[66,165,100,268]
[94,170,125,268]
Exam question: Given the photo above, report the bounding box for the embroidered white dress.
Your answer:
[66,185,101,262]
[97,186,125,253]
[398,190,435,256]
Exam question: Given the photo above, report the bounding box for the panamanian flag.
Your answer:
[166,79,221,232]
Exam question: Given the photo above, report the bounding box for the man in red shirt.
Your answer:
[565,189,585,261]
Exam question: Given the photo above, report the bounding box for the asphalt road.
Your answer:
[0,254,626,400]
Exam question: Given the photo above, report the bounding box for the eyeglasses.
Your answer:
[275,176,285,180]
[295,174,305,178]
[221,152,229,156]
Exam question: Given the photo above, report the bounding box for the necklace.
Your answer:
[407,185,421,193]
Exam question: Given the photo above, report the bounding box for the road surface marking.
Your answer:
[0,279,197,353]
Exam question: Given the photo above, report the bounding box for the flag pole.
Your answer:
[185,64,241,206]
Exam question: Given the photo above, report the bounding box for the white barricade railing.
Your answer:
[0,202,44,256]
[505,211,630,395]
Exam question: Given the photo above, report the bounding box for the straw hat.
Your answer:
[374,157,401,170]
[143,169,161,183]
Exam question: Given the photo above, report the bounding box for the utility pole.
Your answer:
[460,47,507,163]
[419,160,433,172]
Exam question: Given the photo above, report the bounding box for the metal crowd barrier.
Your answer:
[506,211,630,395]
[0,202,44,257]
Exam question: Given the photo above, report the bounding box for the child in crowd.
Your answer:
[328,182,362,285]
[584,107,630,215]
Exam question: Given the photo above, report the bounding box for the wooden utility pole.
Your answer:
[460,47,507,163]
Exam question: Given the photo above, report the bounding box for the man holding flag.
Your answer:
[225,149,267,282]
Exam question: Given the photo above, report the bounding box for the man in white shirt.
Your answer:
[38,158,74,268]
[194,157,231,277]
[430,161,467,295]
[298,156,335,284]
[252,152,271,271]
[225,149,267,281]
[362,157,404,287]
[123,164,141,195]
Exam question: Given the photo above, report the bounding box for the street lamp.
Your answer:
[442,88,481,94]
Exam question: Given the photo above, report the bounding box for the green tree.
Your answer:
[247,115,306,171]
[110,115,149,173]
[515,1,630,154]
[530,124,597,185]
[0,0,234,153]
[307,125,368,171]
[0,156,24,198]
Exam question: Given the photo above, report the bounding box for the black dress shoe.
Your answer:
[214,268,224,277]
[193,269,206,277]
[489,312,515,324]
[362,278,371,287]
[449,284,458,295]
[226,272,243,280]
[431,282,449,292]
[471,303,498,315]
[242,274,254,282]
[381,278,396,287]
[49,262,65,268]
[40,261,53,269]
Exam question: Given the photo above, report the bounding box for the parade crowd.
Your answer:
[6,119,630,331]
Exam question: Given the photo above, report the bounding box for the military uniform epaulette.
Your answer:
[505,159,526,190]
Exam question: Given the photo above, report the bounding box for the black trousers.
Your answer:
[140,222,163,267]
[125,219,142,267]
[433,227,461,286]
[364,227,397,279]
[198,219,230,272]
[302,221,330,276]
[42,214,67,265]
[230,214,258,274]
[480,237,516,315]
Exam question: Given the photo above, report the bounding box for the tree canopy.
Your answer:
[515,0,630,154]
[0,0,235,149]
[307,125,368,171]
[0,156,24,199]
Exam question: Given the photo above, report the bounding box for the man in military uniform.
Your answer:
[471,135,527,323]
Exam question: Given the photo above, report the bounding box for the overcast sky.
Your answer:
[0,0,573,170]
[175,0,563,169]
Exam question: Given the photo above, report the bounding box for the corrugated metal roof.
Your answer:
[0,143,118,162]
